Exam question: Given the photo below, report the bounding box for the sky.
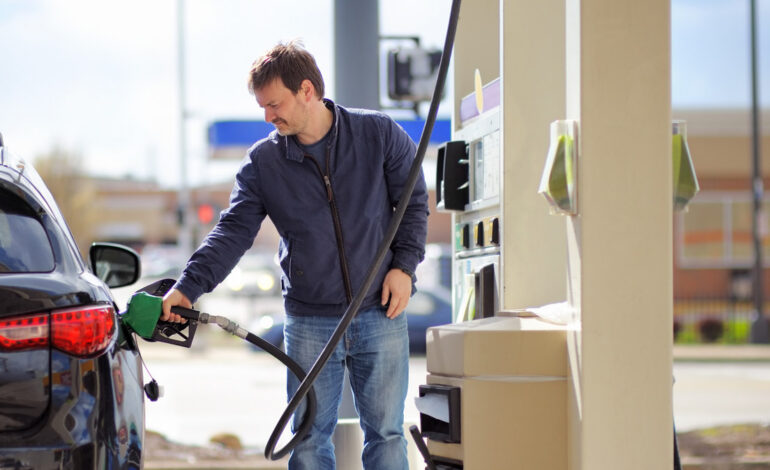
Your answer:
[672,0,769,108]
[0,0,768,188]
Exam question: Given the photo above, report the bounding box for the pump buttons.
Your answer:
[475,222,484,247]
[456,217,500,251]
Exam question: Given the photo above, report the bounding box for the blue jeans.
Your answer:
[284,306,410,470]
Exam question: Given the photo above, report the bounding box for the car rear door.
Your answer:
[0,186,57,431]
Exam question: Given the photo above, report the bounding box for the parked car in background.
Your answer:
[248,284,453,354]
[0,135,145,469]
[194,251,283,329]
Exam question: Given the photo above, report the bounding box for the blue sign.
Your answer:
[208,120,275,147]
[208,118,451,159]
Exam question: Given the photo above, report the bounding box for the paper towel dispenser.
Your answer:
[417,384,461,444]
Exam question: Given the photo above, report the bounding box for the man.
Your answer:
[161,41,428,470]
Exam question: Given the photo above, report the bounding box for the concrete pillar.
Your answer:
[332,0,378,426]
[334,0,379,109]
[500,0,568,309]
[564,1,673,469]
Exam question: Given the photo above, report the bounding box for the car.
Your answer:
[401,285,453,354]
[0,135,145,469]
[247,285,453,355]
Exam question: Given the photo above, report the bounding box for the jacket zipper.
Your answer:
[305,153,354,305]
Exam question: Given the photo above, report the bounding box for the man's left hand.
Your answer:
[381,268,412,319]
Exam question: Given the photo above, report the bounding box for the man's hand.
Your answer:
[161,288,192,323]
[381,268,412,319]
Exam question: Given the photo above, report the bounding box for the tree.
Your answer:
[34,148,97,258]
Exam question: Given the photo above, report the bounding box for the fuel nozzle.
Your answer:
[122,291,199,348]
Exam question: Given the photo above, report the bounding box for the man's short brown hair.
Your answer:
[247,40,325,98]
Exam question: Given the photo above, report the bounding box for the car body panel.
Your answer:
[0,144,145,469]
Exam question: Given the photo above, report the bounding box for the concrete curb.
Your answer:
[683,460,770,469]
[674,345,770,362]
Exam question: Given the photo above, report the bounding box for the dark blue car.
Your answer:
[0,135,145,469]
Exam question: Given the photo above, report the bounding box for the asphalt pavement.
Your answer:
[139,333,770,469]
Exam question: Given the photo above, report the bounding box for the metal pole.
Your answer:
[177,0,193,257]
[749,0,768,343]
[334,0,380,109]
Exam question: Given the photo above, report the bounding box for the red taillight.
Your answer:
[51,306,116,357]
[0,314,49,351]
[0,306,116,357]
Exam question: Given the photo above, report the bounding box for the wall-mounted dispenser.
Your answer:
[539,120,578,215]
[672,120,699,212]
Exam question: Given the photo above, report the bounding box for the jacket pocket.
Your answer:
[281,237,346,305]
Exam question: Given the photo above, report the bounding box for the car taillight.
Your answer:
[0,306,116,357]
[52,306,116,357]
[0,314,48,351]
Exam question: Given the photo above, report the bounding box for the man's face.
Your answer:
[255,78,309,137]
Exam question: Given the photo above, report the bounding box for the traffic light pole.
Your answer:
[749,0,768,343]
[177,0,193,258]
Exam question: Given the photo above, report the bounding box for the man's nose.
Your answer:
[264,108,275,123]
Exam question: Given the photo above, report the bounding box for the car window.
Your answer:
[0,190,55,273]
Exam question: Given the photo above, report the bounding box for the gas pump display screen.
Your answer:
[472,130,500,203]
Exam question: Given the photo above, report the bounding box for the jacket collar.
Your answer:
[284,98,339,162]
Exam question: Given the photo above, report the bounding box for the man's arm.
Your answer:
[161,155,266,321]
[379,116,429,318]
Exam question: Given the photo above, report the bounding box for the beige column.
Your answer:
[500,0,567,309]
[565,1,673,469]
[451,0,499,130]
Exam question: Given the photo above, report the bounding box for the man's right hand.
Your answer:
[161,288,192,323]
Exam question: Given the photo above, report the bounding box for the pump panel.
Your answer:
[438,99,501,322]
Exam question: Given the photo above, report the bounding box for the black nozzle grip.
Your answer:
[170,306,201,321]
[409,425,437,470]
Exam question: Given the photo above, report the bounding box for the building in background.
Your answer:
[673,108,770,342]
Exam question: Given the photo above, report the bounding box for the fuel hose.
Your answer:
[264,0,462,460]
[166,305,318,459]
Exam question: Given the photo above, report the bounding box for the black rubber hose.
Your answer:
[264,0,462,460]
[244,331,317,460]
[170,305,317,460]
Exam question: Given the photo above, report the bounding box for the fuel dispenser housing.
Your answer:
[421,71,570,468]
[436,79,502,324]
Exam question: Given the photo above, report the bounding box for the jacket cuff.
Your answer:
[173,273,204,305]
[390,253,419,281]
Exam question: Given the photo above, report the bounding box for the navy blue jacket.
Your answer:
[175,99,429,316]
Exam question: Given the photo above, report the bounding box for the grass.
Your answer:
[674,317,752,344]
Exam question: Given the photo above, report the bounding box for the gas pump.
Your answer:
[418,76,569,469]
[414,0,674,468]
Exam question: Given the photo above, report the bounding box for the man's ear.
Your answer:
[300,79,315,101]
